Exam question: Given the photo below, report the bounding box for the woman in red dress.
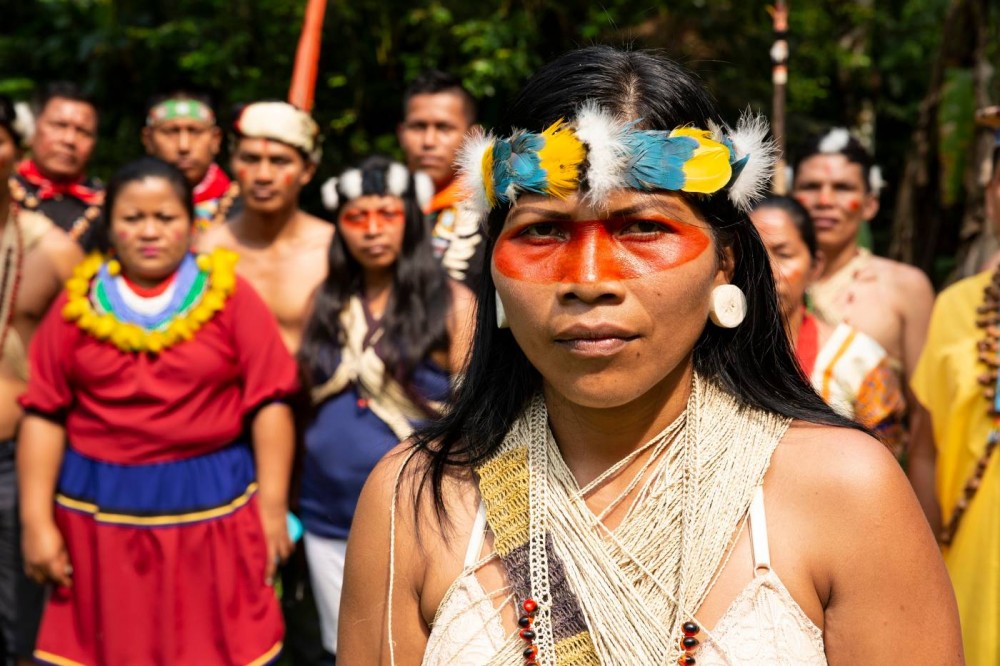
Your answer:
[17,157,297,665]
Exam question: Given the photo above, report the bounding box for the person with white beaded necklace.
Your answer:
[339,46,961,666]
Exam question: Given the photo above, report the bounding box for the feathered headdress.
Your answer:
[458,104,776,217]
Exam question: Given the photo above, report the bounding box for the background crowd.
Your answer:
[1,2,999,666]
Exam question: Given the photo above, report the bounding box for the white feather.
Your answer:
[455,128,495,219]
[725,111,777,213]
[869,164,885,195]
[574,101,629,206]
[413,171,435,210]
[818,127,851,154]
[339,169,363,201]
[386,162,410,198]
[12,102,34,147]
[320,177,339,210]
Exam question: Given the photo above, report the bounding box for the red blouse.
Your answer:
[20,277,299,465]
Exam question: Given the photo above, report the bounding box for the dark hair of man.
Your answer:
[145,89,216,121]
[0,95,20,146]
[411,45,862,517]
[752,195,819,259]
[101,157,194,252]
[793,130,874,193]
[403,69,477,124]
[33,81,98,121]
[298,155,451,409]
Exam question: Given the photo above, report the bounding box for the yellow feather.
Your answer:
[481,142,497,207]
[537,120,585,199]
[674,131,732,194]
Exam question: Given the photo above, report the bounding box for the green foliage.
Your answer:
[0,0,959,223]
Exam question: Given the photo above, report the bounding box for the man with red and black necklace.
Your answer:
[10,82,103,252]
[142,89,241,237]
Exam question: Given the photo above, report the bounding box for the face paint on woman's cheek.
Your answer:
[846,198,861,212]
[493,219,710,283]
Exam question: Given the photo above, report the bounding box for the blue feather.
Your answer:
[509,132,548,195]
[622,133,696,191]
[491,139,515,204]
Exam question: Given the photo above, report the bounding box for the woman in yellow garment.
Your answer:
[910,112,1000,666]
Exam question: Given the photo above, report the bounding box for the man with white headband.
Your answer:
[198,101,332,353]
[792,129,933,422]
[141,89,239,235]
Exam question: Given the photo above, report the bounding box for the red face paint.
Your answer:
[284,173,294,186]
[494,214,709,283]
[339,208,405,234]
[847,198,861,212]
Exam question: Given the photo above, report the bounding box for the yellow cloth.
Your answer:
[911,270,1000,666]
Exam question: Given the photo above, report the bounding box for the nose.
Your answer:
[421,126,438,148]
[139,217,160,238]
[555,227,626,305]
[178,129,191,153]
[255,159,274,181]
[365,213,382,236]
[816,184,834,206]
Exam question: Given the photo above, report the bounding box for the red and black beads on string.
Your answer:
[677,620,701,665]
[519,597,539,665]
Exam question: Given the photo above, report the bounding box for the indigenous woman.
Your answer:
[298,156,474,658]
[340,47,961,665]
[18,157,298,665]
[750,195,905,455]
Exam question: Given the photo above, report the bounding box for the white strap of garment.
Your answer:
[748,486,771,575]
[463,501,489,569]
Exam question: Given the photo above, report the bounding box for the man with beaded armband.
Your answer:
[0,97,82,666]
[909,106,1000,666]
[142,89,240,238]
[10,82,103,252]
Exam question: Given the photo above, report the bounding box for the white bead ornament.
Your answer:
[496,291,510,329]
[708,284,747,328]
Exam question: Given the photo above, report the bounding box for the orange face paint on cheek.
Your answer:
[847,198,861,212]
[493,217,710,283]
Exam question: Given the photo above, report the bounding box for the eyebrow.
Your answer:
[509,202,691,222]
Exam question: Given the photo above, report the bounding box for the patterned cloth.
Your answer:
[427,179,484,291]
[797,315,906,455]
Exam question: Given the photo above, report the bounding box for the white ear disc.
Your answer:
[709,284,747,328]
[320,177,340,210]
[495,290,509,329]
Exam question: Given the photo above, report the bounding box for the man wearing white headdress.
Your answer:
[791,129,934,417]
[198,101,333,353]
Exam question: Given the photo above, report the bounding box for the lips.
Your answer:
[139,247,161,258]
[553,323,639,357]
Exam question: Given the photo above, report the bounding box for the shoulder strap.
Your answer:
[748,486,771,575]
[464,501,489,569]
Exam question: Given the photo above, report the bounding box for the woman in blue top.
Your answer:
[298,155,475,657]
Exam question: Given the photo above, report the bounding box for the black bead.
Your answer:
[524,647,538,658]
[520,630,536,641]
[681,657,696,666]
[682,636,700,649]
[518,616,531,628]
[682,621,700,635]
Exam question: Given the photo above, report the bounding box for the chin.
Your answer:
[546,372,665,411]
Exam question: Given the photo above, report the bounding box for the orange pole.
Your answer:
[288,0,328,112]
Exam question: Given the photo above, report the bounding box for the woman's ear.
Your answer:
[716,244,736,285]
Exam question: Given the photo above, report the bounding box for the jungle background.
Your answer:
[1,0,997,283]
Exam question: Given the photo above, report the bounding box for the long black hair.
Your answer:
[102,156,194,253]
[412,46,861,513]
[298,155,451,396]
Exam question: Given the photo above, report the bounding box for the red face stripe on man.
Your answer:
[493,214,710,283]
